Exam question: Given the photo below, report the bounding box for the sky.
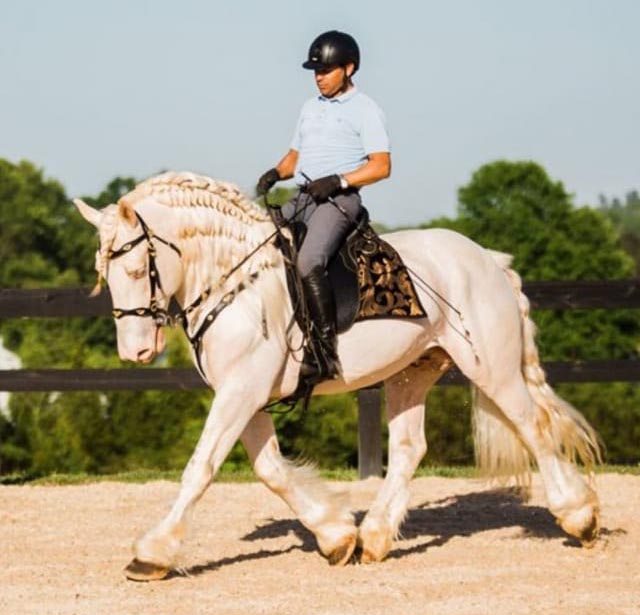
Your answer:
[1,0,638,226]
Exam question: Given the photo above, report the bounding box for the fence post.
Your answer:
[357,388,383,478]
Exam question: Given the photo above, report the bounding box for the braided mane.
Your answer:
[112,171,282,300]
[118,171,270,223]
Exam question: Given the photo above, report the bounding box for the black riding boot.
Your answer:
[300,266,341,381]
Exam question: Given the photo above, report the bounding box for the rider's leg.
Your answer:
[295,190,362,277]
[299,265,341,379]
[297,191,363,380]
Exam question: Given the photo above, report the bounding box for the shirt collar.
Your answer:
[319,86,359,104]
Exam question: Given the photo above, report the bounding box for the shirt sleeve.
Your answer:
[289,105,305,151]
[361,100,390,154]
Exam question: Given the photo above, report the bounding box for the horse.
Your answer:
[74,171,601,581]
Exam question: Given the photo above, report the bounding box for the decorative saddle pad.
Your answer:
[279,209,427,334]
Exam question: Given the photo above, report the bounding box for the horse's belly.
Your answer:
[316,316,434,395]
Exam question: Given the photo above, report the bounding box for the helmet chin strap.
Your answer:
[339,68,352,94]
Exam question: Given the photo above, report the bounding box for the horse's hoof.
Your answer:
[124,558,170,582]
[357,529,392,564]
[559,503,600,547]
[578,514,599,548]
[327,535,356,566]
[360,548,381,564]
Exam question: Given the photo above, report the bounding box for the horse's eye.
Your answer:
[126,265,147,279]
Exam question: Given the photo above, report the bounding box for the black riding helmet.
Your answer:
[302,30,360,73]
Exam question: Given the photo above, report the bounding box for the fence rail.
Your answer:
[2,281,639,477]
[2,279,640,318]
[0,359,638,392]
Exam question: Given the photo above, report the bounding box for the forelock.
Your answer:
[95,204,120,276]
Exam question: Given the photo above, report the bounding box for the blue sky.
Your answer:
[1,0,638,225]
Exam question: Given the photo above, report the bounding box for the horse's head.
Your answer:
[74,199,183,363]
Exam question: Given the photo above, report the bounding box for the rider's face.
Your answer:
[314,64,353,98]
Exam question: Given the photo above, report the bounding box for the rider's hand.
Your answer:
[305,174,342,202]
[256,168,280,196]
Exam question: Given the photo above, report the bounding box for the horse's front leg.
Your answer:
[241,410,357,566]
[124,381,268,581]
[358,352,450,563]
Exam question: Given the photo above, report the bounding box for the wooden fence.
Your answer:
[1,280,640,477]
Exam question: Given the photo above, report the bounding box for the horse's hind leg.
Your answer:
[473,372,600,544]
[358,348,452,563]
[241,411,357,566]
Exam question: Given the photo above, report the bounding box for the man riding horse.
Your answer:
[257,30,391,383]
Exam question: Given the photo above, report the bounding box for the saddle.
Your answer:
[276,207,427,336]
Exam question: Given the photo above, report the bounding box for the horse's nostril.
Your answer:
[137,348,153,362]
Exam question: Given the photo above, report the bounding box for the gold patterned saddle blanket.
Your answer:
[281,209,427,334]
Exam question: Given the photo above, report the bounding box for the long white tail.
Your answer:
[472,253,602,483]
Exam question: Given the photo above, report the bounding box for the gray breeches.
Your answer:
[281,190,364,277]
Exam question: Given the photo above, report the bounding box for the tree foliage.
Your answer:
[0,159,88,288]
[600,190,640,273]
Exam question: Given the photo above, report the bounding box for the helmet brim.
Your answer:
[302,60,327,70]
[303,60,346,71]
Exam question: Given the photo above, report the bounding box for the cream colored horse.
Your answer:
[75,171,601,581]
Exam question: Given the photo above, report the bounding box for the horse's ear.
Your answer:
[73,199,102,228]
[118,200,137,227]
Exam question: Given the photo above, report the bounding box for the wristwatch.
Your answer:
[339,175,349,190]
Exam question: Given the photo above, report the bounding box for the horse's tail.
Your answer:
[472,252,602,484]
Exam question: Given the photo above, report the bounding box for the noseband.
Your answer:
[107,212,182,326]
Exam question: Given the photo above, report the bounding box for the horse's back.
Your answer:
[381,227,523,374]
[381,227,512,294]
[382,227,495,261]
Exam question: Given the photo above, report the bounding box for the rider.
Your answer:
[257,30,391,382]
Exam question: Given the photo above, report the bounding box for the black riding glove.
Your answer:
[257,168,280,196]
[305,174,342,203]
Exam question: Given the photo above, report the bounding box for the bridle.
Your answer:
[101,197,313,388]
[106,211,181,327]
[103,208,272,382]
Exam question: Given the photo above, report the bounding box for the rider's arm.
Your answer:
[341,152,391,188]
[275,149,299,180]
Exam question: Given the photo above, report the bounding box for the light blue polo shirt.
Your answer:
[290,87,390,185]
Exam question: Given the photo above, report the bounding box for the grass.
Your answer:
[2,463,637,486]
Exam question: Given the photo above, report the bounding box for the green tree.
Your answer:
[600,190,640,272]
[0,159,83,287]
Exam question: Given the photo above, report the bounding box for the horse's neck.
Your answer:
[173,210,281,309]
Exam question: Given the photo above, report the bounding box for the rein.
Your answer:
[103,196,317,398]
[177,190,312,318]
[175,192,313,384]
[104,200,306,385]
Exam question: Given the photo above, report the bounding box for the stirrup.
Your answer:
[300,345,341,382]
